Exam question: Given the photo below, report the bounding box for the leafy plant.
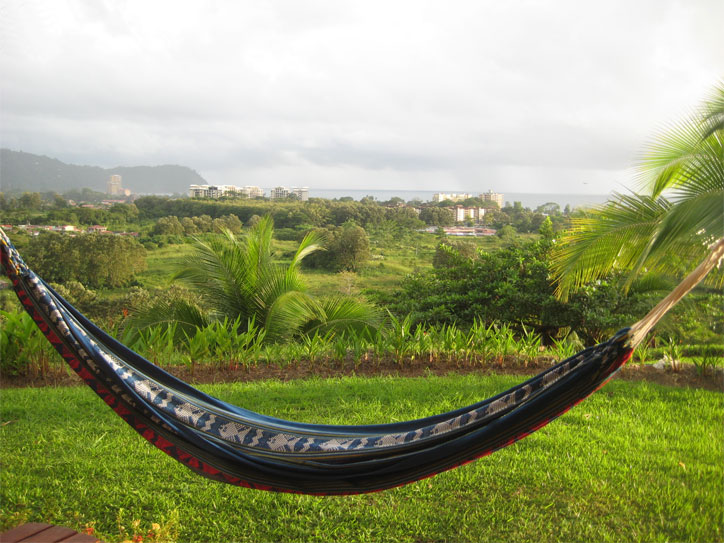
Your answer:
[691,344,721,375]
[0,309,63,377]
[663,336,684,372]
[633,340,651,366]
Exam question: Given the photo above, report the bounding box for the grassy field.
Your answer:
[1,374,721,542]
[135,230,527,298]
[137,243,197,290]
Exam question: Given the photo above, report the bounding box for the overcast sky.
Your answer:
[1,0,722,195]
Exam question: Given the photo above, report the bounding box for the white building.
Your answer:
[432,193,472,203]
[270,186,290,199]
[189,184,264,199]
[107,175,122,195]
[480,190,504,208]
[454,206,486,223]
[244,186,265,198]
[291,187,309,201]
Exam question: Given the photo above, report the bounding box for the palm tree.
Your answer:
[127,215,381,342]
[552,83,724,300]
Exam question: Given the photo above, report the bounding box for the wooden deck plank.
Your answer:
[0,523,52,543]
[0,524,103,543]
[26,525,76,542]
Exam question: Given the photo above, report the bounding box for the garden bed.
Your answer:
[2,356,721,392]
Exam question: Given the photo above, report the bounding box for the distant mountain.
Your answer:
[0,149,207,194]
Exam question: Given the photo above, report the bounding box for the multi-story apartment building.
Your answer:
[480,190,504,208]
[432,193,472,203]
[189,184,265,199]
[107,175,122,195]
[454,206,486,223]
[270,186,290,199]
[291,187,309,201]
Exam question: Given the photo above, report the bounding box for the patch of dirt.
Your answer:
[2,357,722,392]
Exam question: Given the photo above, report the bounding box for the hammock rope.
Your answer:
[1,229,720,495]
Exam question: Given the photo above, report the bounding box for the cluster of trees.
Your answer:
[303,223,371,272]
[386,224,652,344]
[3,188,574,240]
[151,214,243,236]
[0,193,140,227]
[24,232,147,288]
[135,196,426,231]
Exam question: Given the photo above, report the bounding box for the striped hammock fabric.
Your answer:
[0,230,634,495]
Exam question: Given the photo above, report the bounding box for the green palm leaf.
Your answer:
[128,214,379,344]
[552,82,724,299]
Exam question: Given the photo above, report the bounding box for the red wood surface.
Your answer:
[0,523,102,543]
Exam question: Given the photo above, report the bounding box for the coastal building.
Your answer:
[107,175,122,196]
[291,187,309,201]
[480,190,504,208]
[270,186,290,199]
[454,206,486,223]
[189,184,265,199]
[244,186,265,198]
[432,193,472,203]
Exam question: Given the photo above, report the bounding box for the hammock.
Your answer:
[1,229,721,495]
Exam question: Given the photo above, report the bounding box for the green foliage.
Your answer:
[304,222,371,272]
[0,310,63,376]
[152,214,243,237]
[128,216,380,343]
[388,236,649,343]
[418,206,454,226]
[432,239,477,269]
[552,83,724,299]
[24,232,147,288]
[691,345,723,375]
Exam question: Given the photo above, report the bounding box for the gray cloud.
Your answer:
[1,0,722,194]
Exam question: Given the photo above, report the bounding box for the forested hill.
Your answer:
[0,149,207,194]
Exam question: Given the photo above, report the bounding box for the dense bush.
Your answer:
[304,223,371,272]
[386,232,651,344]
[24,232,147,288]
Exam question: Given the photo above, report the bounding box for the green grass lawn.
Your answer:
[1,374,721,542]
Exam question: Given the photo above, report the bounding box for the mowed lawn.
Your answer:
[0,374,721,543]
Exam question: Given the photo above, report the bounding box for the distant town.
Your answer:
[3,174,514,237]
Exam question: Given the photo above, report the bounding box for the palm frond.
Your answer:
[124,298,210,344]
[306,296,382,337]
[551,194,670,299]
[553,82,724,299]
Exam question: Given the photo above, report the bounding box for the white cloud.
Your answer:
[1,0,722,194]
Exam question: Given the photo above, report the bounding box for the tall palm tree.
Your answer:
[127,215,381,341]
[552,83,724,300]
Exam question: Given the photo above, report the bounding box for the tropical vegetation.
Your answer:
[552,83,724,299]
[125,215,381,343]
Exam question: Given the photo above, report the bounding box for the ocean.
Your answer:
[305,189,611,210]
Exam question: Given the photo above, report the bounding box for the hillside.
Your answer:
[0,149,207,194]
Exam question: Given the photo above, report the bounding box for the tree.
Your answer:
[24,232,146,288]
[334,223,370,272]
[304,223,370,272]
[432,239,477,269]
[388,236,647,343]
[552,83,724,299]
[128,216,380,342]
[152,216,184,236]
[419,207,454,226]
